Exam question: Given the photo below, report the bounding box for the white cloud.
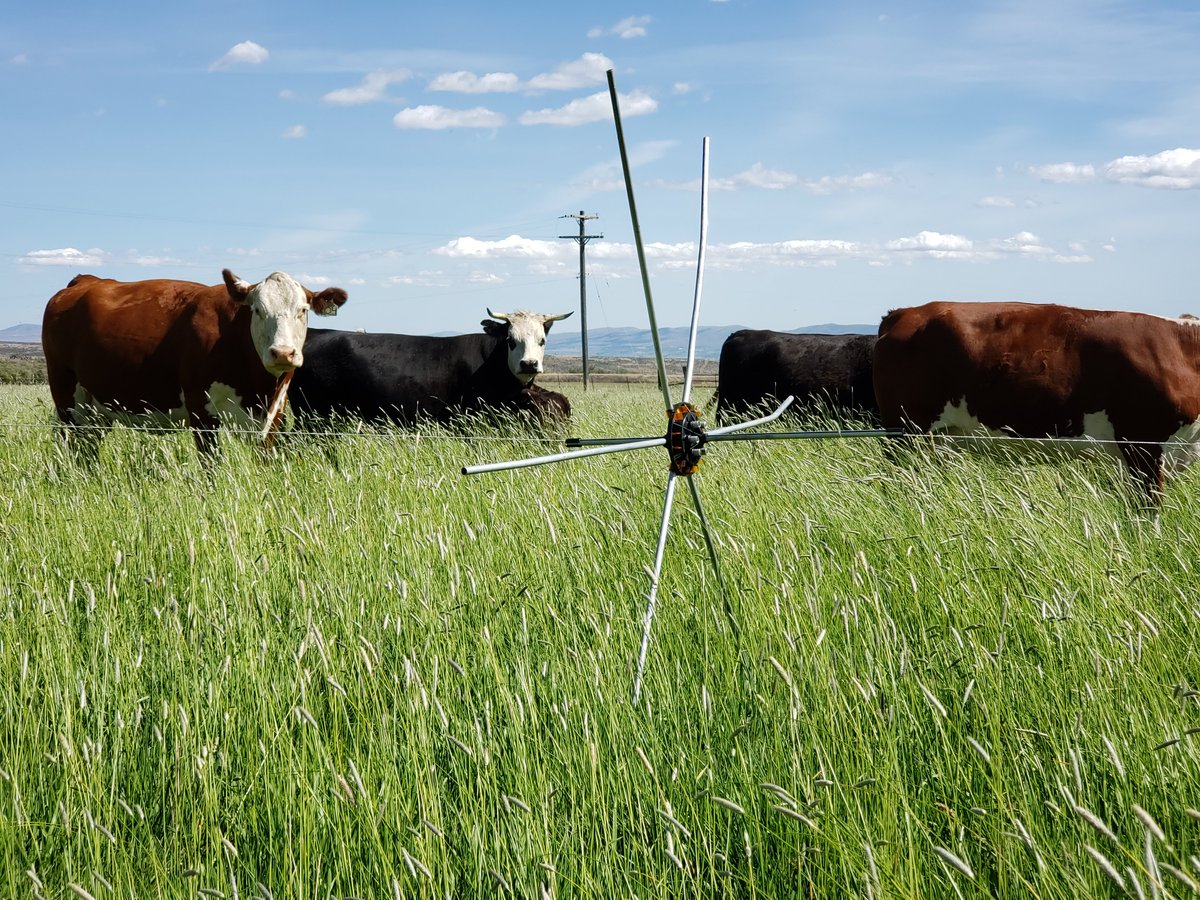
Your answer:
[806,172,893,194]
[888,231,975,258]
[672,82,692,95]
[995,231,1054,258]
[589,16,651,39]
[520,89,656,126]
[209,41,268,72]
[526,53,613,91]
[385,273,444,287]
[720,239,862,268]
[433,235,561,259]
[425,53,613,97]
[129,255,186,267]
[21,247,106,266]
[1030,148,1200,189]
[880,231,1089,264]
[281,125,307,139]
[978,195,1016,207]
[428,71,521,94]
[1104,147,1200,189]
[1029,162,1097,183]
[11,54,28,65]
[421,229,1093,275]
[713,163,800,191]
[323,69,411,106]
[670,164,891,194]
[279,89,296,100]
[392,105,505,130]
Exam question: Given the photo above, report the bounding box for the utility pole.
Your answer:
[559,211,602,389]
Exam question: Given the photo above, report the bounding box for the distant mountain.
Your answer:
[0,324,40,343]
[547,323,876,359]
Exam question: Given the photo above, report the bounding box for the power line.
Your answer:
[0,199,560,243]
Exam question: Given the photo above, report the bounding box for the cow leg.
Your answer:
[1119,441,1164,504]
[47,369,106,463]
[186,400,221,456]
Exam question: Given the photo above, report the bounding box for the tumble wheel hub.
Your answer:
[666,402,707,475]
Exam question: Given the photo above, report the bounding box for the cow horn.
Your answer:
[542,311,573,323]
[486,308,510,322]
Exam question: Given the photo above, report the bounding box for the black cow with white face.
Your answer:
[291,309,572,425]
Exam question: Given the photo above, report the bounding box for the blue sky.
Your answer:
[4,1,1200,338]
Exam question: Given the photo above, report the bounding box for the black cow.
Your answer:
[714,330,878,422]
[291,309,572,425]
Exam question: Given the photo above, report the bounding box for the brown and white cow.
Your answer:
[42,269,348,454]
[873,301,1200,494]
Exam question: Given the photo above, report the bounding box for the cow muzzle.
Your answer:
[266,345,301,374]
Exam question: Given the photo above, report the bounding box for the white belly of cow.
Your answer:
[71,384,189,429]
[930,399,1125,462]
[70,382,263,436]
[932,401,1200,478]
[205,382,262,435]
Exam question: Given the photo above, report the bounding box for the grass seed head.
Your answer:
[932,846,974,880]
[1084,845,1125,890]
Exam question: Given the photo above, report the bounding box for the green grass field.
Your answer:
[1,383,1198,898]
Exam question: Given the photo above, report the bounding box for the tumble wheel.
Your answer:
[666,402,706,476]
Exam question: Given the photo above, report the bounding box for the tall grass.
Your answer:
[0,383,1197,898]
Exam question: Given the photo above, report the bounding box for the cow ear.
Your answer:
[223,269,253,304]
[311,287,348,317]
[482,319,507,337]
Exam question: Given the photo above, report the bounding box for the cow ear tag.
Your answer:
[312,288,347,317]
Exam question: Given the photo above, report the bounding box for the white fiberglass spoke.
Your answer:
[706,395,796,437]
[462,436,665,476]
[686,476,725,593]
[681,139,710,406]
[632,473,679,703]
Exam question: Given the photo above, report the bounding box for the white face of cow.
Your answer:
[224,270,346,376]
[486,309,573,384]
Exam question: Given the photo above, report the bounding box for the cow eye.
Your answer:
[297,308,309,319]
[508,337,517,349]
